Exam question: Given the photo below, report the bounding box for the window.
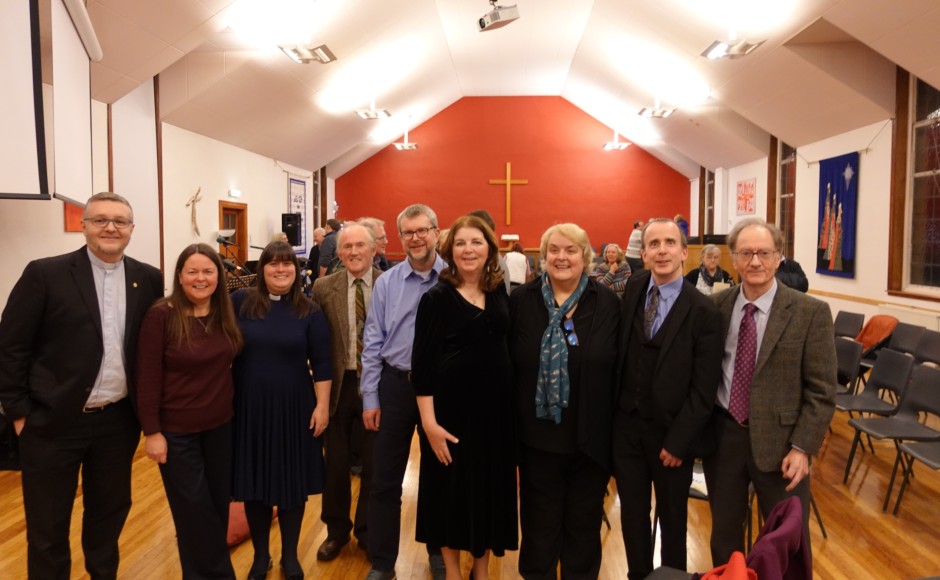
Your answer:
[907,79,940,289]
[704,170,715,235]
[778,142,796,260]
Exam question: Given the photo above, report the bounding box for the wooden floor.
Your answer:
[1,413,939,579]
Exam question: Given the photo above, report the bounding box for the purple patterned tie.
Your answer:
[728,303,758,423]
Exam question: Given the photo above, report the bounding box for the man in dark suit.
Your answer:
[705,218,835,565]
[613,218,723,579]
[0,192,163,579]
[312,222,382,561]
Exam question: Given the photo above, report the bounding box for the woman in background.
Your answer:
[232,242,332,580]
[504,241,531,291]
[412,215,518,580]
[625,220,645,273]
[136,243,242,579]
[684,244,735,296]
[590,243,631,298]
[509,223,620,579]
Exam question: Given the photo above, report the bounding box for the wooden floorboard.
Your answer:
[1,412,939,579]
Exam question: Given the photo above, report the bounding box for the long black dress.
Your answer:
[231,291,332,509]
[411,282,518,558]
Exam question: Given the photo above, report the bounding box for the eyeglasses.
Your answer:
[733,250,777,263]
[400,227,436,240]
[562,317,579,347]
[83,217,133,229]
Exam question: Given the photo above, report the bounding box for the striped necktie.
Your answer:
[354,278,365,376]
[644,285,660,338]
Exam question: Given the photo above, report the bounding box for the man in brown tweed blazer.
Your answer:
[704,217,836,565]
[312,222,383,562]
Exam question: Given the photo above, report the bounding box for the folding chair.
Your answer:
[835,338,864,395]
[891,440,940,515]
[833,311,865,339]
[914,329,940,366]
[858,323,923,384]
[842,364,940,511]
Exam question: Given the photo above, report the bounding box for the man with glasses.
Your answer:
[0,192,163,578]
[613,218,723,579]
[359,217,390,271]
[361,204,445,580]
[704,217,835,565]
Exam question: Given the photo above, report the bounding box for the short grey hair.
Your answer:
[396,204,438,231]
[539,223,595,266]
[338,222,375,249]
[727,218,784,253]
[83,192,133,221]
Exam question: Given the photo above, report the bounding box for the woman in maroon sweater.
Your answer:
[136,243,242,579]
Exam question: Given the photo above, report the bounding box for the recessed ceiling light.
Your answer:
[701,39,765,60]
[278,44,337,64]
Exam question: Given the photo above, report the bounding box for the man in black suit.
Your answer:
[613,218,723,579]
[0,192,163,579]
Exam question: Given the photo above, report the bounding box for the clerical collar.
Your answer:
[86,248,123,271]
[269,293,282,301]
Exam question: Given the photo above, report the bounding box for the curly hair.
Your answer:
[439,215,504,292]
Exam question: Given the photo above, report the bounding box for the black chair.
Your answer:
[859,323,924,383]
[914,329,940,366]
[833,311,865,339]
[837,348,914,453]
[842,364,940,511]
[891,440,940,515]
[835,338,864,395]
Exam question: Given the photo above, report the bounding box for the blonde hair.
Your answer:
[539,223,595,266]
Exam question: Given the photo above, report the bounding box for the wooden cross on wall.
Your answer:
[488,161,528,225]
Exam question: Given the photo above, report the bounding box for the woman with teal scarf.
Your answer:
[508,223,621,579]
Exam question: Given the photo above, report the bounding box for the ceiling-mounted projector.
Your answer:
[479,3,519,32]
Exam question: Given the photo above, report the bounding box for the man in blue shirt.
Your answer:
[361,204,445,580]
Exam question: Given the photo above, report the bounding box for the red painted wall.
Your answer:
[335,97,689,255]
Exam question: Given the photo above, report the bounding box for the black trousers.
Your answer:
[518,445,609,580]
[612,411,693,580]
[18,398,140,580]
[702,411,811,566]
[159,421,235,580]
[368,364,438,571]
[322,370,375,544]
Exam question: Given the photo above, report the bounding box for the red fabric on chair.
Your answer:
[854,315,898,356]
[698,551,756,580]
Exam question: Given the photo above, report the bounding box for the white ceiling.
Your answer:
[82,0,940,179]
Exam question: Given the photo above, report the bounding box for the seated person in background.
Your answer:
[685,244,735,296]
[590,243,632,298]
[775,256,809,293]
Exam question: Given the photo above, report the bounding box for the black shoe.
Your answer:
[247,557,272,580]
[281,559,304,580]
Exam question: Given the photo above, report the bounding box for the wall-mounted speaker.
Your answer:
[282,213,301,246]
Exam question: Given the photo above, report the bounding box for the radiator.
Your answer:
[877,304,940,331]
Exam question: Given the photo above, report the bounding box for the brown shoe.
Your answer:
[316,537,349,561]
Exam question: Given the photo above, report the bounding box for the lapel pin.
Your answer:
[132,282,138,288]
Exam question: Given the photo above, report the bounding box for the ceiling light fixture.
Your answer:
[701,38,765,60]
[394,127,418,150]
[278,43,337,64]
[356,95,391,120]
[603,130,630,151]
[639,98,676,119]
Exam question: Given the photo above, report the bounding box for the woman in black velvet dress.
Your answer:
[412,215,518,580]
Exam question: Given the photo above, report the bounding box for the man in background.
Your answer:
[359,217,390,271]
[307,227,326,282]
[0,192,163,578]
[318,218,343,277]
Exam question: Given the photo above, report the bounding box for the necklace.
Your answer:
[193,316,209,332]
[459,287,484,307]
